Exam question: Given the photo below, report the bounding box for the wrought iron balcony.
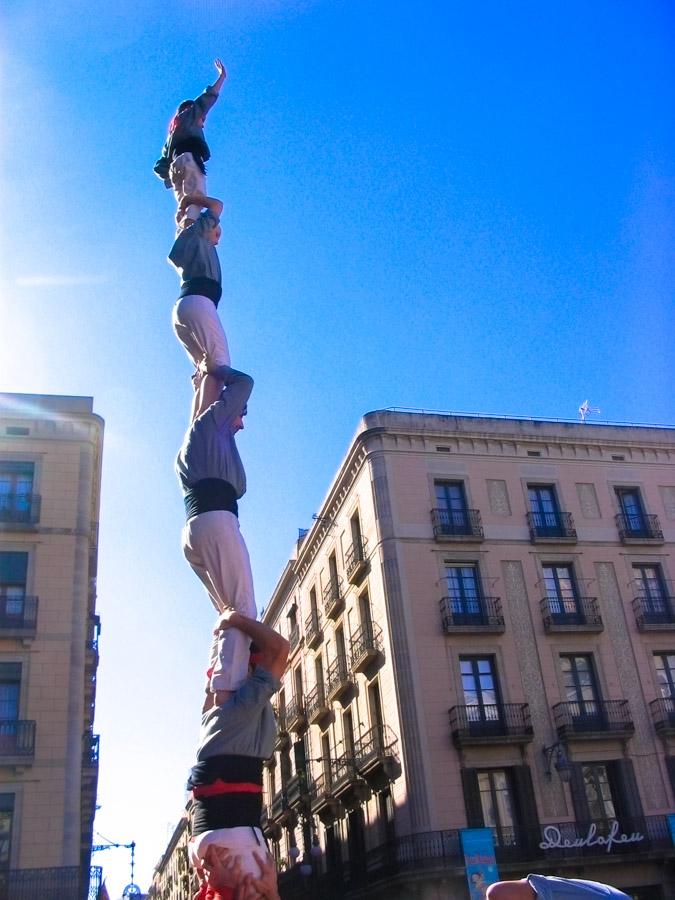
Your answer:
[431,508,484,541]
[633,594,675,629]
[0,719,36,759]
[0,595,38,634]
[326,655,354,702]
[553,699,634,740]
[0,865,103,900]
[286,696,307,733]
[616,512,664,543]
[0,492,41,526]
[331,756,370,806]
[286,771,311,808]
[440,595,504,632]
[350,621,384,673]
[309,770,340,819]
[354,724,400,784]
[346,537,369,584]
[304,607,323,649]
[650,697,675,736]
[541,596,603,632]
[527,510,577,542]
[278,816,675,895]
[449,704,533,746]
[306,683,331,725]
[322,577,345,620]
[289,623,301,654]
[83,732,100,766]
[270,789,294,825]
[272,707,290,751]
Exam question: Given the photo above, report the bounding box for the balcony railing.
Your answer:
[286,771,310,808]
[285,696,307,733]
[553,699,634,739]
[540,596,603,632]
[440,595,504,632]
[322,577,344,620]
[0,865,103,900]
[0,719,36,758]
[304,607,323,648]
[272,707,290,750]
[289,623,301,653]
[633,594,675,629]
[350,622,384,673]
[616,512,664,543]
[0,492,41,526]
[346,538,369,584]
[431,508,484,540]
[0,595,38,632]
[354,724,400,779]
[650,697,675,735]
[326,655,354,701]
[305,683,331,725]
[449,704,532,745]
[527,510,577,542]
[279,817,674,897]
[83,732,100,766]
[309,770,341,818]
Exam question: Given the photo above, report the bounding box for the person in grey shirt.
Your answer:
[176,366,255,694]
[188,609,289,896]
[169,193,233,423]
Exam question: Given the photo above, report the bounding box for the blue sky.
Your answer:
[1,0,674,894]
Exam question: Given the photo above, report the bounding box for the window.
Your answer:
[582,763,616,821]
[435,481,470,534]
[477,770,518,847]
[445,564,483,623]
[655,653,675,699]
[0,462,35,524]
[460,657,500,723]
[328,553,339,587]
[0,552,28,620]
[293,666,303,704]
[616,488,647,535]
[528,484,564,536]
[633,564,671,622]
[561,654,601,722]
[543,564,580,621]
[0,664,20,721]
[0,795,13,869]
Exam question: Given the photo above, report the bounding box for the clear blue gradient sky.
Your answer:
[1,0,674,894]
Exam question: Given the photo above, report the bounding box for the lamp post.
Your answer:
[543,742,572,782]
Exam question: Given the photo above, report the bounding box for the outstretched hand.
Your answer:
[215,59,227,79]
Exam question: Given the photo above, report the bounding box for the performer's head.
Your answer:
[231,405,247,435]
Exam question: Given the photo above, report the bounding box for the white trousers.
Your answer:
[172,294,231,377]
[170,152,206,222]
[182,511,257,691]
[189,827,268,882]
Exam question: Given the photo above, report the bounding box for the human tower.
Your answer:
[155,60,287,900]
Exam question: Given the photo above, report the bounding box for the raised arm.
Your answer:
[215,610,289,680]
[209,366,254,427]
[212,58,227,94]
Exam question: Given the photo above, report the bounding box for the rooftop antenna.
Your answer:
[578,400,600,423]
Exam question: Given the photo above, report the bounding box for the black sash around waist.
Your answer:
[179,277,222,307]
[184,479,238,520]
[188,755,264,836]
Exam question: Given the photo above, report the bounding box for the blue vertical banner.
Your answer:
[667,814,675,847]
[460,828,499,899]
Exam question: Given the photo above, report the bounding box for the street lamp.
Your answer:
[543,742,571,782]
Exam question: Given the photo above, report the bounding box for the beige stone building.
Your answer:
[261,410,675,900]
[0,393,103,899]
[146,814,197,900]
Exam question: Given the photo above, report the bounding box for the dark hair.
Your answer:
[177,100,195,114]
